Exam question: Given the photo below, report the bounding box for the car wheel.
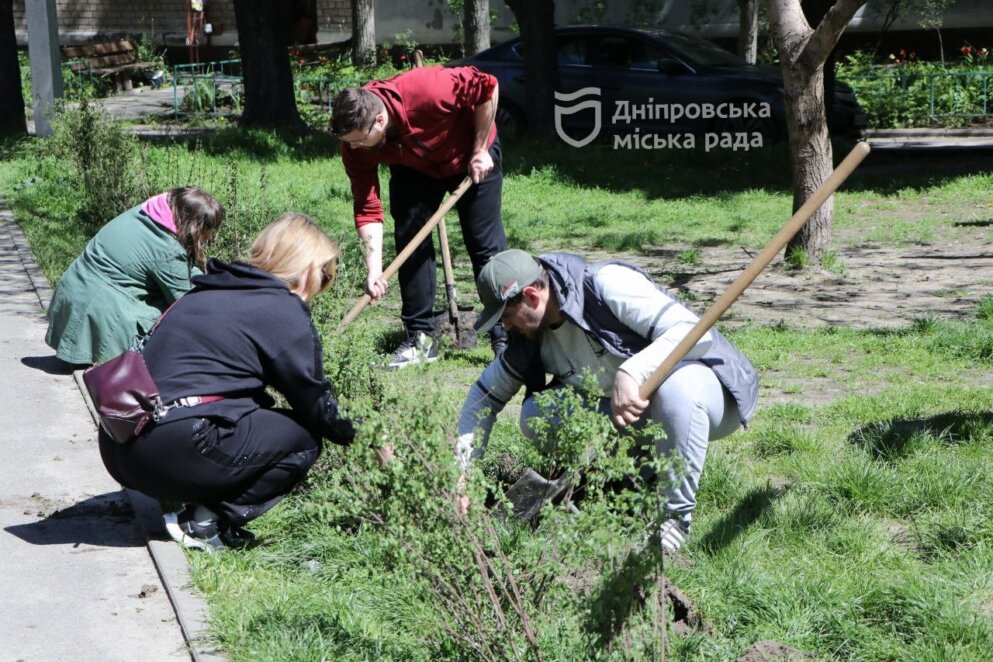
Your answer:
[496,102,526,139]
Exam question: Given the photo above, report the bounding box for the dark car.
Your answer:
[449,25,866,143]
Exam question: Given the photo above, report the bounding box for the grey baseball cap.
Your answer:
[474,249,543,332]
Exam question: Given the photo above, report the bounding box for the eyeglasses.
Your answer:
[320,263,335,289]
[338,122,375,146]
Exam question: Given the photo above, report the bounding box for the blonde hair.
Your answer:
[247,213,339,293]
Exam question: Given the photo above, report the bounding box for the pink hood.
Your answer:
[142,193,177,234]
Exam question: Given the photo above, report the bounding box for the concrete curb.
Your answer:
[864,127,993,138]
[1,208,53,311]
[73,372,225,662]
[3,196,224,662]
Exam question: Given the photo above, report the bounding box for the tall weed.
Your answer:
[47,99,150,230]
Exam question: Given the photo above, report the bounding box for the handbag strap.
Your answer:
[133,300,179,352]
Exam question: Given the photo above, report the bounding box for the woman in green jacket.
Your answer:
[45,187,225,366]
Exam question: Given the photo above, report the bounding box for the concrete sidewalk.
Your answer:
[864,128,993,150]
[0,203,220,661]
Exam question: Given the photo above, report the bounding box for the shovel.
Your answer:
[505,468,572,521]
[432,217,478,349]
[338,177,473,331]
[506,141,872,521]
[637,141,871,400]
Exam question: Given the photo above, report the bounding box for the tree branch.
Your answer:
[767,0,812,65]
[804,0,869,64]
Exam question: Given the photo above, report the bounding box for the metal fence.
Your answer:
[172,59,364,119]
[844,69,993,126]
[172,59,244,117]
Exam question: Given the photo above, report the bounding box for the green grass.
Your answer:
[3,121,993,659]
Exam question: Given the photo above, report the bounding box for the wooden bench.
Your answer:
[61,40,159,92]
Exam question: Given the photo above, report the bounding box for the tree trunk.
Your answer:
[0,0,26,136]
[464,0,490,56]
[782,62,833,258]
[352,0,375,67]
[233,0,305,129]
[768,0,868,262]
[803,1,836,136]
[738,0,759,65]
[505,0,557,135]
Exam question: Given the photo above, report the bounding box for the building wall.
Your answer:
[13,1,993,52]
[315,0,351,42]
[13,0,351,48]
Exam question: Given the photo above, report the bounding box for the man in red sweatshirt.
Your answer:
[331,65,508,368]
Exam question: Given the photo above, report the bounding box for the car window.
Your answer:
[629,41,669,70]
[556,36,588,66]
[662,32,745,67]
[510,37,589,66]
[594,37,634,68]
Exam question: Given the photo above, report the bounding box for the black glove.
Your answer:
[322,389,355,446]
[328,417,355,447]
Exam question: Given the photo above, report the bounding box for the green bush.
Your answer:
[285,368,679,658]
[18,51,104,108]
[47,99,150,231]
[838,46,993,128]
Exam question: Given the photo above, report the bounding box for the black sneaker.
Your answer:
[220,524,256,549]
[388,331,439,369]
[163,504,225,552]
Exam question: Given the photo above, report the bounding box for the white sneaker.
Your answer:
[163,505,225,552]
[659,518,690,554]
[388,331,439,369]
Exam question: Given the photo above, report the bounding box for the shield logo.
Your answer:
[554,87,602,148]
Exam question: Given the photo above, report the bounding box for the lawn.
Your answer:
[3,111,993,659]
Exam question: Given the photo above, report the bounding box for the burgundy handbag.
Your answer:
[82,349,165,444]
[82,305,175,444]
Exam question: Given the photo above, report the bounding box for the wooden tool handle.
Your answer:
[638,141,871,400]
[338,177,473,331]
[438,218,460,318]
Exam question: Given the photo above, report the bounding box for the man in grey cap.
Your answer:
[456,249,759,553]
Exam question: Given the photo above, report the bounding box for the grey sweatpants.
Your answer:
[519,360,741,521]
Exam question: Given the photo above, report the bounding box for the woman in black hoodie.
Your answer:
[98,213,354,551]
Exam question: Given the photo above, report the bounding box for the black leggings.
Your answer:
[99,409,321,527]
[389,137,508,335]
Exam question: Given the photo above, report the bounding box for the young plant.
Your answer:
[976,295,993,322]
[785,245,809,271]
[678,249,700,265]
[819,250,844,273]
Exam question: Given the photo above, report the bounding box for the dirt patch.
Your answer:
[736,640,811,661]
[563,185,993,332]
[626,240,993,331]
[663,579,708,635]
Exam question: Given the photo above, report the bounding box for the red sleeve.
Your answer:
[341,144,384,228]
[446,66,497,111]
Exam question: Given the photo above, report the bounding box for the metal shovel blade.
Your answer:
[506,468,571,521]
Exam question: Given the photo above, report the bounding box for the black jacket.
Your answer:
[141,259,353,445]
